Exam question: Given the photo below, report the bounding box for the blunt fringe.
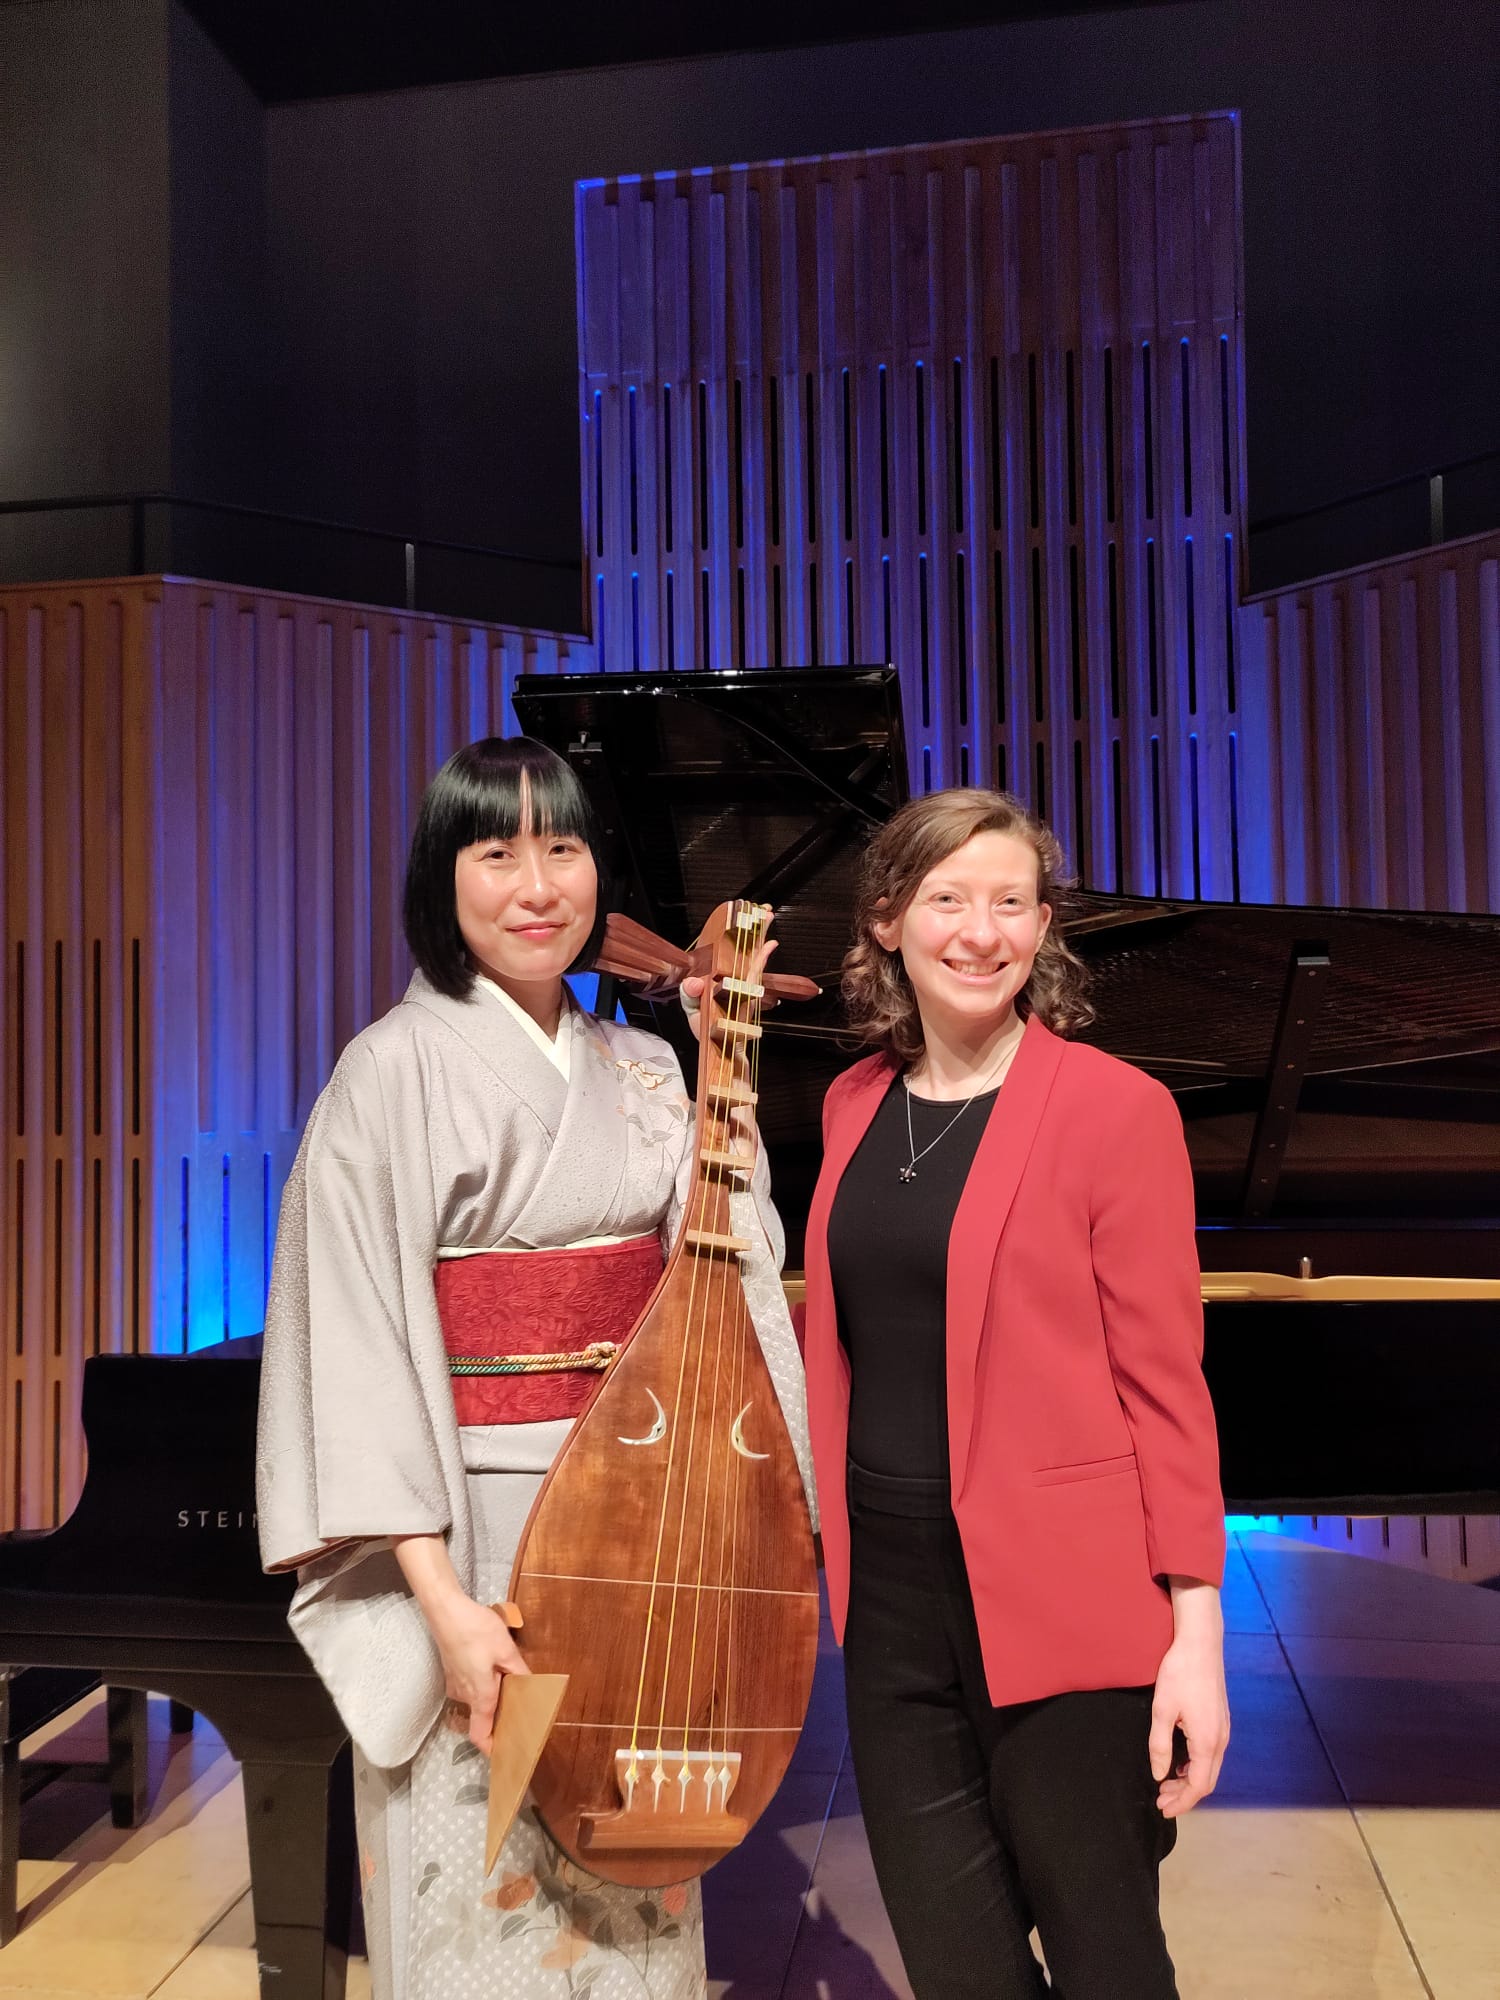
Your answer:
[841,788,1094,1064]
[402,737,603,998]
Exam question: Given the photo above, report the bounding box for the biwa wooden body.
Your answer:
[507,901,820,1887]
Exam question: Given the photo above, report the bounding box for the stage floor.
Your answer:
[6,1530,1499,1997]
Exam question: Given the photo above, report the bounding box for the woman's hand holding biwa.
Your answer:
[427,1589,531,1757]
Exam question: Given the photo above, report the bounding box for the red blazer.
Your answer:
[804,1014,1225,1707]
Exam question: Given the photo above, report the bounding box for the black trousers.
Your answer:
[843,1463,1179,2000]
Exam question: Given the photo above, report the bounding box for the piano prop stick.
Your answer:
[485,1600,568,1875]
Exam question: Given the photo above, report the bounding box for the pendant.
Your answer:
[898,1164,917,1183]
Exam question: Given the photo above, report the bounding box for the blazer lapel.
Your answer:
[946,1015,1066,1497]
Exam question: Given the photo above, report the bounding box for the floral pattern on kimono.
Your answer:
[403,1730,702,1998]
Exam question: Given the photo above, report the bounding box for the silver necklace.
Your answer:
[898,1038,1018,1183]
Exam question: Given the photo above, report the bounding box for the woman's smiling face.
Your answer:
[452,788,597,995]
[873,829,1051,1036]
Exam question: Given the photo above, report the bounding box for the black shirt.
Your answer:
[827,1071,1001,1481]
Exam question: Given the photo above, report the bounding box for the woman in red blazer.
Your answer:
[804,788,1228,1999]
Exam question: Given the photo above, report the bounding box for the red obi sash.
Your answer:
[433,1235,663,1426]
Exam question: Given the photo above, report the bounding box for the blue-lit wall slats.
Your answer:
[0,575,592,1531]
[1239,1512,1500,1592]
[578,114,1247,899]
[578,121,1495,916]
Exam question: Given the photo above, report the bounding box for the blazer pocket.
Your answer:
[1032,1451,1137,1488]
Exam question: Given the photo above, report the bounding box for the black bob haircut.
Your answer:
[402,737,605,998]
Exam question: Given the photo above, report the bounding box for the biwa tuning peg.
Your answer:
[593,910,820,1008]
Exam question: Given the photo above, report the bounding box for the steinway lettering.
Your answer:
[176,1508,258,1530]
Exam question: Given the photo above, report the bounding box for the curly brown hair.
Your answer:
[841,788,1095,1065]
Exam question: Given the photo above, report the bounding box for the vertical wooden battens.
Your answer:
[1238,531,1500,910]
[578,114,1246,898]
[0,574,591,1529]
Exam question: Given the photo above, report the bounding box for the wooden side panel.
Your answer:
[1,583,155,1530]
[0,574,592,1529]
[578,113,1246,897]
[1242,1513,1500,1588]
[1238,532,1500,910]
[150,582,592,1367]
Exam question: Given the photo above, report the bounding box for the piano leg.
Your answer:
[1,1667,112,1945]
[239,1742,355,2000]
[0,1674,17,1949]
[62,1668,354,2000]
[105,1687,150,1829]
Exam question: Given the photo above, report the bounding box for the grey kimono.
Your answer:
[257,972,814,2000]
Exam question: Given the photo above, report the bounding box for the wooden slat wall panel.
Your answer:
[0,574,590,1530]
[578,113,1246,895]
[1241,1514,1500,1588]
[1237,530,1500,909]
[2,583,153,1533]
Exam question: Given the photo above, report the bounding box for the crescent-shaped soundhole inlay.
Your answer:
[618,1387,667,1447]
[731,1402,769,1460]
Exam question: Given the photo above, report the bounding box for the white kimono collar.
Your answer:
[472,973,573,1080]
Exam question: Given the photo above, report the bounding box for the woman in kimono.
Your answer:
[256,736,813,2000]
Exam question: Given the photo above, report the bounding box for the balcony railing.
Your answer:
[0,491,584,634]
[1246,444,1500,592]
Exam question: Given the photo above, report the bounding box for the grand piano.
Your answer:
[0,1346,354,1998]
[2,664,1496,1995]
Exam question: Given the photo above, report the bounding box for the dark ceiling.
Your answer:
[180,0,1175,103]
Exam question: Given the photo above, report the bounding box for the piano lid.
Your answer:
[515,667,1500,1234]
[513,664,906,1026]
[515,668,906,1248]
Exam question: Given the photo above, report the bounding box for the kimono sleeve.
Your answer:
[257,1040,450,1571]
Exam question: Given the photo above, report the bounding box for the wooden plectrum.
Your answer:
[485,1671,569,1876]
